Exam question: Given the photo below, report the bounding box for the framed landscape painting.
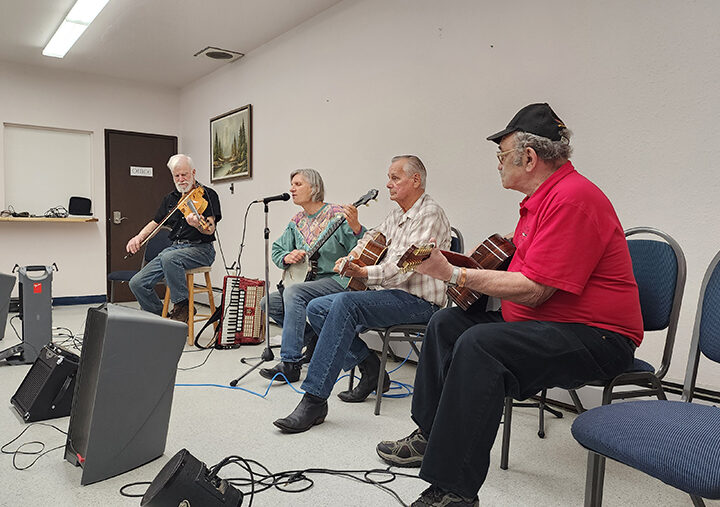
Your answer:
[210,104,252,182]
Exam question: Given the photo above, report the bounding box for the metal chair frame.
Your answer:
[348,226,465,415]
[580,245,720,507]
[107,227,172,302]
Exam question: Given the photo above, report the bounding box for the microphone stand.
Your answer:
[230,201,274,386]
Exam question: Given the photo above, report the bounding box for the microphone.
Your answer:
[254,193,290,204]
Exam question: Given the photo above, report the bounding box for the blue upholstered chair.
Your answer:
[352,226,465,416]
[571,246,720,506]
[501,227,687,469]
[568,226,688,407]
[107,227,172,302]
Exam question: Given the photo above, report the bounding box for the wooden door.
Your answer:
[105,130,177,302]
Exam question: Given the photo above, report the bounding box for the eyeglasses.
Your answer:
[496,148,516,164]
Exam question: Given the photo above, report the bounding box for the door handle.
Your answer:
[112,211,128,225]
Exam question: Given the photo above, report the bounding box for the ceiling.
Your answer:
[0,0,343,89]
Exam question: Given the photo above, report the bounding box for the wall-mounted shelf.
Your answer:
[0,217,98,223]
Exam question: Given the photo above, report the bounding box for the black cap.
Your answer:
[487,103,567,144]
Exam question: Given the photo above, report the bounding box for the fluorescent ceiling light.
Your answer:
[42,21,88,58]
[42,0,110,58]
[67,0,111,24]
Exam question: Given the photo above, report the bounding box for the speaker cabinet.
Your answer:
[64,304,187,485]
[10,344,79,422]
[141,449,242,507]
[17,266,54,364]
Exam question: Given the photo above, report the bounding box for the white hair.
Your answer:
[167,154,195,172]
[511,129,573,165]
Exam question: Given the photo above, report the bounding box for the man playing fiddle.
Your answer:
[128,154,222,323]
[376,104,642,506]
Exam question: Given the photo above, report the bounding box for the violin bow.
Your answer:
[123,190,197,259]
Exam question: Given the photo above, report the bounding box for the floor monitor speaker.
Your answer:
[64,304,186,485]
[140,448,242,507]
[10,343,79,422]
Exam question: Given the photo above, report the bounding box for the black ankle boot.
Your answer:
[337,353,390,403]
[300,334,318,365]
[273,393,328,433]
[259,361,301,383]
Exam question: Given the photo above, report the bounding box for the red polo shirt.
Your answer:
[501,161,643,346]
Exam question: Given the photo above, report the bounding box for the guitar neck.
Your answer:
[397,234,515,273]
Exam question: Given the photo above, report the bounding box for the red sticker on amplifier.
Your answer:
[33,283,42,293]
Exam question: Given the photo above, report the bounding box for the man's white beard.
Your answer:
[175,181,193,193]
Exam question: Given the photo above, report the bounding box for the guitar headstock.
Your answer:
[396,243,435,273]
[353,189,379,207]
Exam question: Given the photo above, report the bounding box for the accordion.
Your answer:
[217,276,265,348]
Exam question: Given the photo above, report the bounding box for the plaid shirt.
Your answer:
[351,193,451,307]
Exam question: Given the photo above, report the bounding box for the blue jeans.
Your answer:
[262,277,346,363]
[129,242,216,315]
[302,290,438,399]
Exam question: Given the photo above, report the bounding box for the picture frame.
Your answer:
[210,104,252,182]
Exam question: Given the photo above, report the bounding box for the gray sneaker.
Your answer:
[376,428,427,467]
[411,486,479,507]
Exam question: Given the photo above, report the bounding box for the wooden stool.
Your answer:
[161,266,217,346]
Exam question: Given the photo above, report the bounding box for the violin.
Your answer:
[124,185,212,259]
[178,186,211,232]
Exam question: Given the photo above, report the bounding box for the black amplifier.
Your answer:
[11,343,79,422]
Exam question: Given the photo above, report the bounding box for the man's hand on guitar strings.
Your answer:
[334,255,347,273]
[335,255,368,279]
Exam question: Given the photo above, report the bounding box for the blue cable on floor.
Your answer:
[175,373,305,399]
[383,349,415,398]
[175,349,416,399]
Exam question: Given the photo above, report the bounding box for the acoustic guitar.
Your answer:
[279,189,379,290]
[337,231,388,291]
[396,233,515,310]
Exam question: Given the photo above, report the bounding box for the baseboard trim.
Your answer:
[52,295,106,306]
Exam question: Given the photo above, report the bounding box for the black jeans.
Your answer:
[411,306,636,498]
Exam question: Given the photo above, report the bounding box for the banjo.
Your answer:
[279,189,379,290]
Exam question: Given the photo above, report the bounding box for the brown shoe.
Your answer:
[168,300,190,323]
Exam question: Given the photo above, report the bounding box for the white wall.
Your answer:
[179,0,720,389]
[0,60,179,298]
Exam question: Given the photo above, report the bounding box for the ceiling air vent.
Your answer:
[193,46,244,62]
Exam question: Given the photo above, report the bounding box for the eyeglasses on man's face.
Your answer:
[496,148,516,164]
